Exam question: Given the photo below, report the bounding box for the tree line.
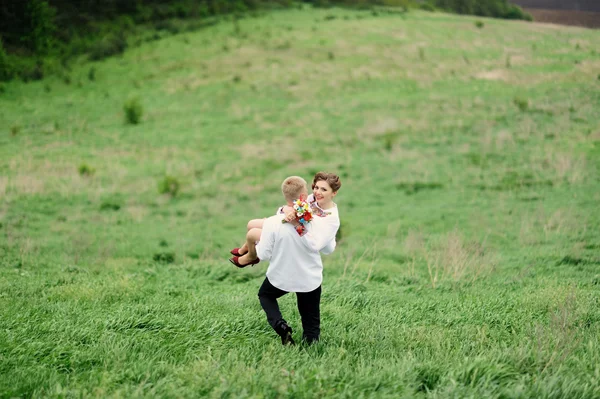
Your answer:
[0,0,530,82]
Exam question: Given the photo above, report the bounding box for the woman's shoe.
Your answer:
[230,248,247,257]
[229,256,260,268]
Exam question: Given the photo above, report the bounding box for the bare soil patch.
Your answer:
[525,8,600,29]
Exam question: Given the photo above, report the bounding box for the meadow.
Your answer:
[1,6,600,398]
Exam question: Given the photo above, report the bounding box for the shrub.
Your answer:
[100,201,120,211]
[513,96,529,112]
[313,0,332,8]
[10,124,21,136]
[430,0,531,20]
[0,39,13,82]
[382,131,399,151]
[25,0,57,55]
[419,2,436,12]
[88,67,96,81]
[153,252,175,264]
[89,33,127,61]
[0,83,5,93]
[382,0,411,10]
[154,19,181,34]
[504,4,532,20]
[123,97,143,125]
[158,176,180,197]
[475,20,484,28]
[78,163,94,176]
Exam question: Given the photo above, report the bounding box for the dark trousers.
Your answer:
[258,277,321,343]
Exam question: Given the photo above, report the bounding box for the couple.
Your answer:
[230,172,341,345]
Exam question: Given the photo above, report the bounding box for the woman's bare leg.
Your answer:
[238,228,262,265]
[238,219,265,254]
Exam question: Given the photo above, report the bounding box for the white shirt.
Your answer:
[300,203,339,255]
[275,196,338,255]
[256,211,339,292]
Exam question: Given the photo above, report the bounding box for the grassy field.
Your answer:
[1,6,600,398]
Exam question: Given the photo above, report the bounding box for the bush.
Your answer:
[419,2,436,12]
[89,33,127,61]
[475,20,484,28]
[513,96,529,112]
[10,124,21,136]
[25,0,57,55]
[78,163,95,176]
[0,39,13,82]
[88,67,96,81]
[504,4,532,20]
[313,0,332,8]
[123,97,143,124]
[100,201,120,211]
[430,0,532,20]
[382,0,411,10]
[153,252,175,264]
[154,19,182,34]
[158,176,180,197]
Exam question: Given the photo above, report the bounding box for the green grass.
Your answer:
[1,7,600,398]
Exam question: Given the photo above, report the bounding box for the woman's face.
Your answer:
[313,180,337,205]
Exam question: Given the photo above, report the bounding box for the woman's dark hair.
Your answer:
[312,172,341,192]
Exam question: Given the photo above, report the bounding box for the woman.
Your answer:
[230,172,341,267]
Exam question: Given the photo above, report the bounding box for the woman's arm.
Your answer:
[320,238,336,255]
[299,216,340,253]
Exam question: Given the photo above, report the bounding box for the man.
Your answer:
[247,176,338,345]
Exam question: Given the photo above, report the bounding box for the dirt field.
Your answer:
[524,8,600,29]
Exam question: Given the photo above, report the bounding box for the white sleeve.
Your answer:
[320,238,336,255]
[300,216,340,253]
[256,217,277,261]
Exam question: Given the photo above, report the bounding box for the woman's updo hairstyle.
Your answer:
[312,172,341,192]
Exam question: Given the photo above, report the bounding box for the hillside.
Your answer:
[1,8,600,398]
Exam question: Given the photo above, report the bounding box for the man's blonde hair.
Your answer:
[281,176,308,203]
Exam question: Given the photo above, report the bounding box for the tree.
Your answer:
[25,0,56,55]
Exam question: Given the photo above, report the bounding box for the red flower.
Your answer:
[303,212,312,222]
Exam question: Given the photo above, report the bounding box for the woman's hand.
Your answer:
[284,210,299,225]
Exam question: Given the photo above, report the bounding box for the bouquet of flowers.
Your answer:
[283,196,314,235]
